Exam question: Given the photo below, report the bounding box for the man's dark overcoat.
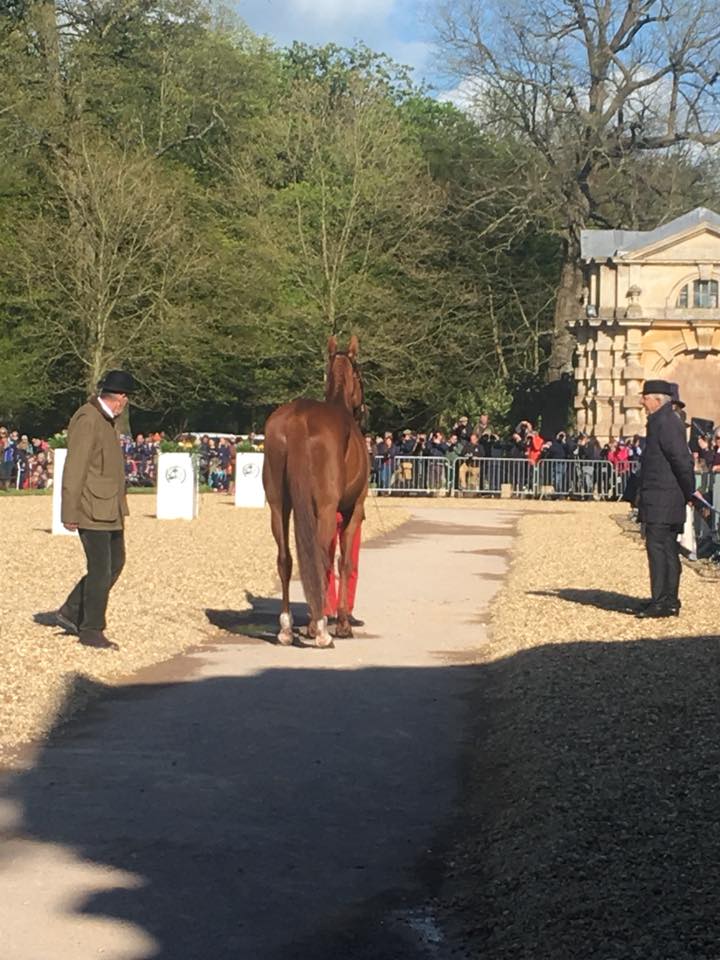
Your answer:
[638,402,694,526]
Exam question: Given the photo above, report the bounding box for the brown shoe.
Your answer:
[78,630,119,650]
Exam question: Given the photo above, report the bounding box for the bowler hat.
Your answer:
[668,382,685,409]
[641,379,673,396]
[98,370,137,395]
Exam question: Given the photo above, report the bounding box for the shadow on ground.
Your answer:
[2,633,719,959]
[443,632,720,960]
[205,592,311,642]
[205,594,373,644]
[0,660,474,960]
[528,587,643,614]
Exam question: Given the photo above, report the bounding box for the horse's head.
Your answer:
[326,334,366,427]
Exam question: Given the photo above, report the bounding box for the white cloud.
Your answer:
[387,38,432,66]
[437,76,486,114]
[235,0,439,84]
[288,0,393,16]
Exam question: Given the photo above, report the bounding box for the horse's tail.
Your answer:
[286,419,325,620]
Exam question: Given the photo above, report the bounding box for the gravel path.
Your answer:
[4,494,719,957]
[0,494,408,758]
[440,501,720,959]
[0,505,512,960]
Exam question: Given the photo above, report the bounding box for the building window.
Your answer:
[695,280,718,307]
[676,280,718,310]
[676,279,718,308]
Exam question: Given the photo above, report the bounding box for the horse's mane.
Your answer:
[326,341,365,427]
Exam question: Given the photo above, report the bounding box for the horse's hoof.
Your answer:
[316,636,335,649]
[277,629,294,645]
[334,622,353,639]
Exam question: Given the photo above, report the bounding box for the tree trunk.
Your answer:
[547,254,582,384]
[541,238,583,435]
[28,0,63,117]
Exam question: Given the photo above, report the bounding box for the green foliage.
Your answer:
[47,431,68,449]
[158,439,185,453]
[0,1,716,434]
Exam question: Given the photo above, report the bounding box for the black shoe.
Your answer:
[327,615,365,628]
[636,603,679,619]
[79,630,119,650]
[33,609,79,635]
[639,597,681,612]
[56,607,79,635]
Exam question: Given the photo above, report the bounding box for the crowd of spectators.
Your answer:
[0,425,265,492]
[0,427,53,490]
[122,432,265,493]
[366,414,656,498]
[3,413,719,503]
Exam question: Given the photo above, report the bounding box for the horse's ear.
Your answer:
[347,334,359,360]
[328,335,338,358]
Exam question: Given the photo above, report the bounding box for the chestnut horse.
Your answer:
[262,335,369,648]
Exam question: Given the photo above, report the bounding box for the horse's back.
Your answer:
[264,398,367,504]
[265,398,353,446]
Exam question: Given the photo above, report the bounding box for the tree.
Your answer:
[437,0,720,387]
[221,46,454,419]
[399,95,563,425]
[14,137,212,405]
[0,0,278,425]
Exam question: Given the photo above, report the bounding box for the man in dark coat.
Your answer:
[57,370,137,648]
[636,379,695,619]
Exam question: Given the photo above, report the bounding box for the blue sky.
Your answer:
[233,0,446,89]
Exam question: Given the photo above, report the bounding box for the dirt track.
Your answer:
[0,503,512,960]
[0,493,408,757]
[3,497,719,958]
[440,503,720,959]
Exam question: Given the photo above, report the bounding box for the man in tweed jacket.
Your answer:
[58,370,136,649]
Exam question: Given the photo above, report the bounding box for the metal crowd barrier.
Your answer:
[370,455,639,500]
[371,455,452,495]
[711,474,720,537]
[533,458,636,500]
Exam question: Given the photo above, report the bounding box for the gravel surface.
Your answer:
[440,501,720,959]
[0,494,407,760]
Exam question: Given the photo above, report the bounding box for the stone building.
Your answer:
[575,207,720,441]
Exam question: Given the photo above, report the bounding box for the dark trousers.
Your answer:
[63,529,126,631]
[645,522,682,606]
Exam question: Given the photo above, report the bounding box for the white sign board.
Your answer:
[235,453,266,508]
[677,504,696,558]
[156,452,198,520]
[51,448,77,537]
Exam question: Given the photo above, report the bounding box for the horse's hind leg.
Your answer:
[270,499,294,645]
[335,502,363,639]
[306,505,336,649]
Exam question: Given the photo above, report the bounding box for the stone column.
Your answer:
[594,326,614,441]
[611,328,628,438]
[622,326,645,436]
[574,329,589,432]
